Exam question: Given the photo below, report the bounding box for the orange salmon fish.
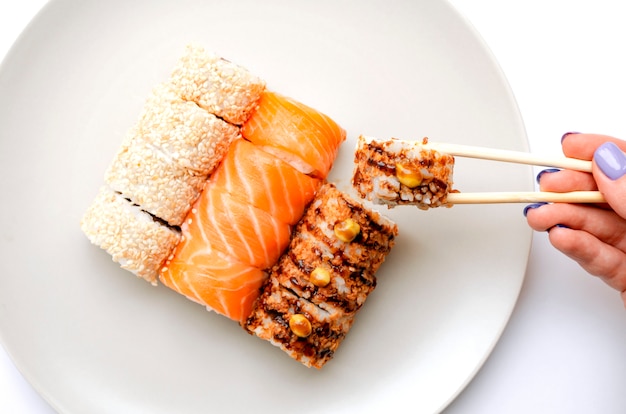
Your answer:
[241,91,346,179]
[160,240,266,324]
[210,138,322,225]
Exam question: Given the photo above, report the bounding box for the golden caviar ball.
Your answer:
[395,163,423,188]
[289,314,312,338]
[334,218,361,242]
[310,267,331,287]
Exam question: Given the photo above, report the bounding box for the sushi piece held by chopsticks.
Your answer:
[352,135,605,206]
[352,135,456,210]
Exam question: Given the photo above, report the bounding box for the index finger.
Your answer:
[561,133,626,160]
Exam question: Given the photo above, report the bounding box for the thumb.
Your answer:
[593,141,626,218]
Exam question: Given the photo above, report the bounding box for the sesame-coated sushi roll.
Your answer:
[137,83,240,174]
[82,45,262,284]
[169,44,266,125]
[105,132,209,227]
[352,135,456,210]
[246,183,398,368]
[80,186,180,285]
[104,83,239,226]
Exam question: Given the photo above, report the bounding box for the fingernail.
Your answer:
[536,168,561,184]
[594,141,626,180]
[523,202,548,217]
[548,224,570,232]
[561,131,580,143]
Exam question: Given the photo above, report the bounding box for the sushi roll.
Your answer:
[83,45,262,283]
[352,135,456,210]
[241,91,346,179]
[158,180,289,324]
[137,83,240,175]
[188,183,292,270]
[159,89,347,325]
[209,138,322,226]
[246,277,355,369]
[104,132,209,227]
[104,83,240,227]
[158,138,320,324]
[80,186,180,285]
[245,183,398,369]
[169,44,266,125]
[160,240,267,324]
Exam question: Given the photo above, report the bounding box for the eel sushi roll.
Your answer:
[245,183,398,368]
[352,135,456,210]
[80,186,180,285]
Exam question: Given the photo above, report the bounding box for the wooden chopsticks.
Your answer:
[446,191,605,204]
[425,142,593,172]
[423,142,605,204]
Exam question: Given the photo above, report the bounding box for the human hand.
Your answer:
[524,133,626,306]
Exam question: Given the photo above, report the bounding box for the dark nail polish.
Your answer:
[536,168,561,184]
[594,141,626,180]
[523,202,548,217]
[548,224,570,232]
[561,132,580,143]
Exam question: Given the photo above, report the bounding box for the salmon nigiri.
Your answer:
[241,91,346,179]
[159,182,291,323]
[159,166,294,322]
[160,240,266,324]
[211,139,322,225]
[193,184,292,269]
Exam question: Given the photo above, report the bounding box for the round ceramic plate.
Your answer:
[0,0,532,413]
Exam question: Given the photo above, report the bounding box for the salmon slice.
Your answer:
[160,239,266,324]
[211,139,322,225]
[241,91,346,179]
[192,183,292,270]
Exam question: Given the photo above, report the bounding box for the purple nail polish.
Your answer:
[548,224,570,232]
[536,168,561,184]
[594,142,626,180]
[561,132,580,143]
[523,202,548,217]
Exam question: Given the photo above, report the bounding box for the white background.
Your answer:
[1,1,625,413]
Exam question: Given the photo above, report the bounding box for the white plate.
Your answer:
[0,0,532,413]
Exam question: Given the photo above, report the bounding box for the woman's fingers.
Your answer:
[561,132,626,160]
[547,226,626,297]
[592,142,626,219]
[525,202,626,296]
[525,202,626,253]
[525,133,626,303]
[536,169,597,192]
